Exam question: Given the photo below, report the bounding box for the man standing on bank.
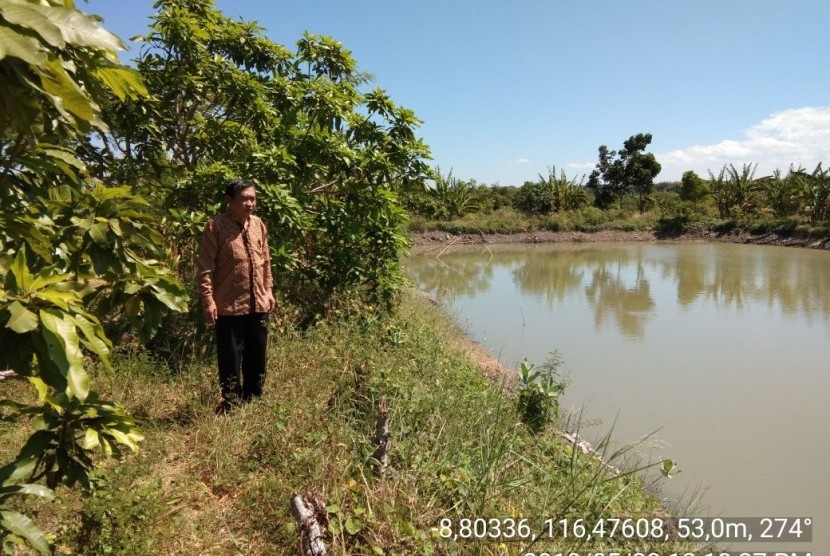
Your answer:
[198,179,275,412]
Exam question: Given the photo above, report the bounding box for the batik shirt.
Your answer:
[198,213,274,316]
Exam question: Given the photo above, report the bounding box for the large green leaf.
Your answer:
[87,221,110,247]
[29,269,72,292]
[0,0,64,47]
[0,0,123,51]
[106,428,141,452]
[39,57,97,122]
[26,376,48,403]
[0,509,51,555]
[71,313,111,369]
[39,308,88,400]
[150,283,188,311]
[4,300,39,333]
[7,249,32,293]
[33,288,78,311]
[82,428,100,450]
[0,216,53,261]
[0,483,54,501]
[42,2,124,51]
[0,25,47,65]
[0,458,35,486]
[95,66,148,101]
[36,143,85,170]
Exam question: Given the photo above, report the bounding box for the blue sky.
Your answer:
[82,0,830,185]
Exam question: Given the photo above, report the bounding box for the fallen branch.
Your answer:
[372,396,390,478]
[290,492,328,556]
[557,430,620,477]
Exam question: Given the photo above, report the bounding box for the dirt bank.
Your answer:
[410,229,830,249]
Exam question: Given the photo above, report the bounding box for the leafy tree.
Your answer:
[514,167,588,216]
[709,163,758,218]
[430,167,484,219]
[679,170,710,204]
[488,184,518,211]
[792,163,830,222]
[756,167,803,218]
[96,0,431,319]
[1,1,186,552]
[587,133,662,210]
[513,179,554,215]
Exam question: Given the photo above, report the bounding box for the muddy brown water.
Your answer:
[407,242,829,552]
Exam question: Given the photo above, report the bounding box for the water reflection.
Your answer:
[407,243,830,336]
[407,253,496,299]
[584,260,655,338]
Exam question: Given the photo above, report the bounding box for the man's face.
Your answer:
[227,187,256,222]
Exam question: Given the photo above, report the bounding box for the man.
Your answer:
[198,179,275,412]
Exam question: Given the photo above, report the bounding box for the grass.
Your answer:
[1,293,705,555]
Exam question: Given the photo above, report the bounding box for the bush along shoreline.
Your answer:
[0,292,708,555]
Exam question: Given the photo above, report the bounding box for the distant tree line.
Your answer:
[405,133,830,226]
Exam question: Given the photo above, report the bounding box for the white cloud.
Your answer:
[657,106,830,181]
[508,158,530,165]
[565,162,595,173]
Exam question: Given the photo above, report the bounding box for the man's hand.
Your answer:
[266,293,276,313]
[203,304,217,325]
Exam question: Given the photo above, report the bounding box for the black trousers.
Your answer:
[215,312,268,403]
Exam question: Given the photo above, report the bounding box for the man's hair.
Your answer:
[225,179,256,199]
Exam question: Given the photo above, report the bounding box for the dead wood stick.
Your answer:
[290,493,327,556]
[372,396,390,478]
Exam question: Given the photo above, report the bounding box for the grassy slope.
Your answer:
[1,293,700,555]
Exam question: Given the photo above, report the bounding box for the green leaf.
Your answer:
[36,144,85,170]
[95,67,148,101]
[33,288,78,311]
[41,3,124,51]
[1,0,123,51]
[0,509,51,555]
[0,483,54,501]
[39,57,97,122]
[39,308,88,400]
[29,269,72,292]
[344,515,362,535]
[5,301,39,333]
[150,284,187,311]
[0,217,53,261]
[26,377,48,403]
[0,0,64,47]
[106,428,140,452]
[90,184,134,202]
[7,249,32,293]
[107,219,123,237]
[83,428,100,450]
[0,25,47,65]
[0,458,36,486]
[71,313,111,368]
[88,222,110,247]
[661,458,678,478]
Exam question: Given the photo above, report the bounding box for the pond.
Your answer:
[407,242,829,552]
